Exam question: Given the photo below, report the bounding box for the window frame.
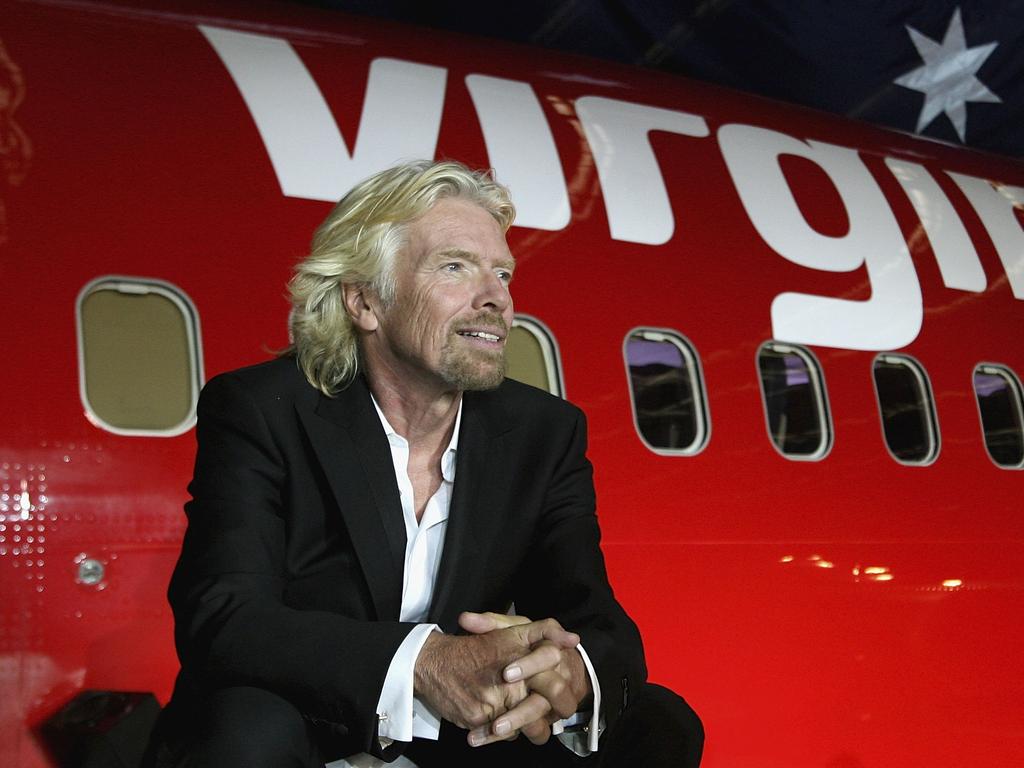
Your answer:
[871,353,940,466]
[509,313,565,398]
[623,327,710,457]
[756,340,833,462]
[972,362,1024,470]
[75,275,204,437]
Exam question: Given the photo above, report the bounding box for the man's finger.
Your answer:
[458,611,530,635]
[502,641,562,682]
[511,617,579,651]
[520,715,552,745]
[467,692,551,747]
[520,668,581,720]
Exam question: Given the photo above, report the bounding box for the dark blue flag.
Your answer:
[310,0,1024,158]
[619,0,1024,158]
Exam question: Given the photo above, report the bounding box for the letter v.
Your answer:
[200,25,446,201]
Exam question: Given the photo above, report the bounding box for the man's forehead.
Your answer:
[405,199,515,265]
[416,200,501,233]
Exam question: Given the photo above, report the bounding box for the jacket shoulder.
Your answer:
[484,377,585,429]
[201,356,313,406]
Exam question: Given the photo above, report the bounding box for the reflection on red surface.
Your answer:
[0,34,32,244]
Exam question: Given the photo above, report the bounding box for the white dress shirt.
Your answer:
[327,396,601,767]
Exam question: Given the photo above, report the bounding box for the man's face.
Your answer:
[372,197,515,392]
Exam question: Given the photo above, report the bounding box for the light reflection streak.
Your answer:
[781,554,903,583]
[779,555,976,592]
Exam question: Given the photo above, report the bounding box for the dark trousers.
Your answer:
[147,683,703,768]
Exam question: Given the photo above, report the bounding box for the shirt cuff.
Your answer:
[554,643,604,755]
[375,623,442,747]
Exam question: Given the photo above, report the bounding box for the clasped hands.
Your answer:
[413,611,592,748]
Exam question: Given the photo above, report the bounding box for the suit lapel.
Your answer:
[429,388,515,630]
[296,376,406,621]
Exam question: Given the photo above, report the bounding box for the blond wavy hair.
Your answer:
[287,159,516,395]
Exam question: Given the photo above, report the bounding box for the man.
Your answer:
[147,160,703,767]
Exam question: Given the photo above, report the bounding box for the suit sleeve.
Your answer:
[514,408,648,734]
[168,372,414,758]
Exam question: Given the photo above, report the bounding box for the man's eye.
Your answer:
[497,270,513,283]
[444,262,463,272]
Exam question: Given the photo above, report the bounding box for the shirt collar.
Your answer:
[370,393,462,484]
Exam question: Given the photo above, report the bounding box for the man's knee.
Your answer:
[601,682,704,767]
[639,683,704,744]
[190,686,320,768]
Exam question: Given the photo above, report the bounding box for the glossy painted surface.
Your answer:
[1,1,1022,766]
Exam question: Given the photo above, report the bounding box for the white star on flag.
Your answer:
[894,6,1001,142]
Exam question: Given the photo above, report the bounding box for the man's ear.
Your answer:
[341,282,379,332]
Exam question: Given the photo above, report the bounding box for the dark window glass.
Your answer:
[757,342,831,459]
[625,330,707,454]
[973,365,1024,468]
[872,355,938,465]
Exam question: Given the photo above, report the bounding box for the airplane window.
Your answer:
[872,354,939,465]
[973,364,1024,469]
[757,342,832,460]
[505,315,564,397]
[624,329,708,455]
[76,277,203,436]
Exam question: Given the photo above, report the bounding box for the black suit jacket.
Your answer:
[165,356,646,759]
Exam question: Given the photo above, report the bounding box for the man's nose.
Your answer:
[473,271,511,311]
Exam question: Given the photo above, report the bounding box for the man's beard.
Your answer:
[438,340,506,390]
[438,311,509,390]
